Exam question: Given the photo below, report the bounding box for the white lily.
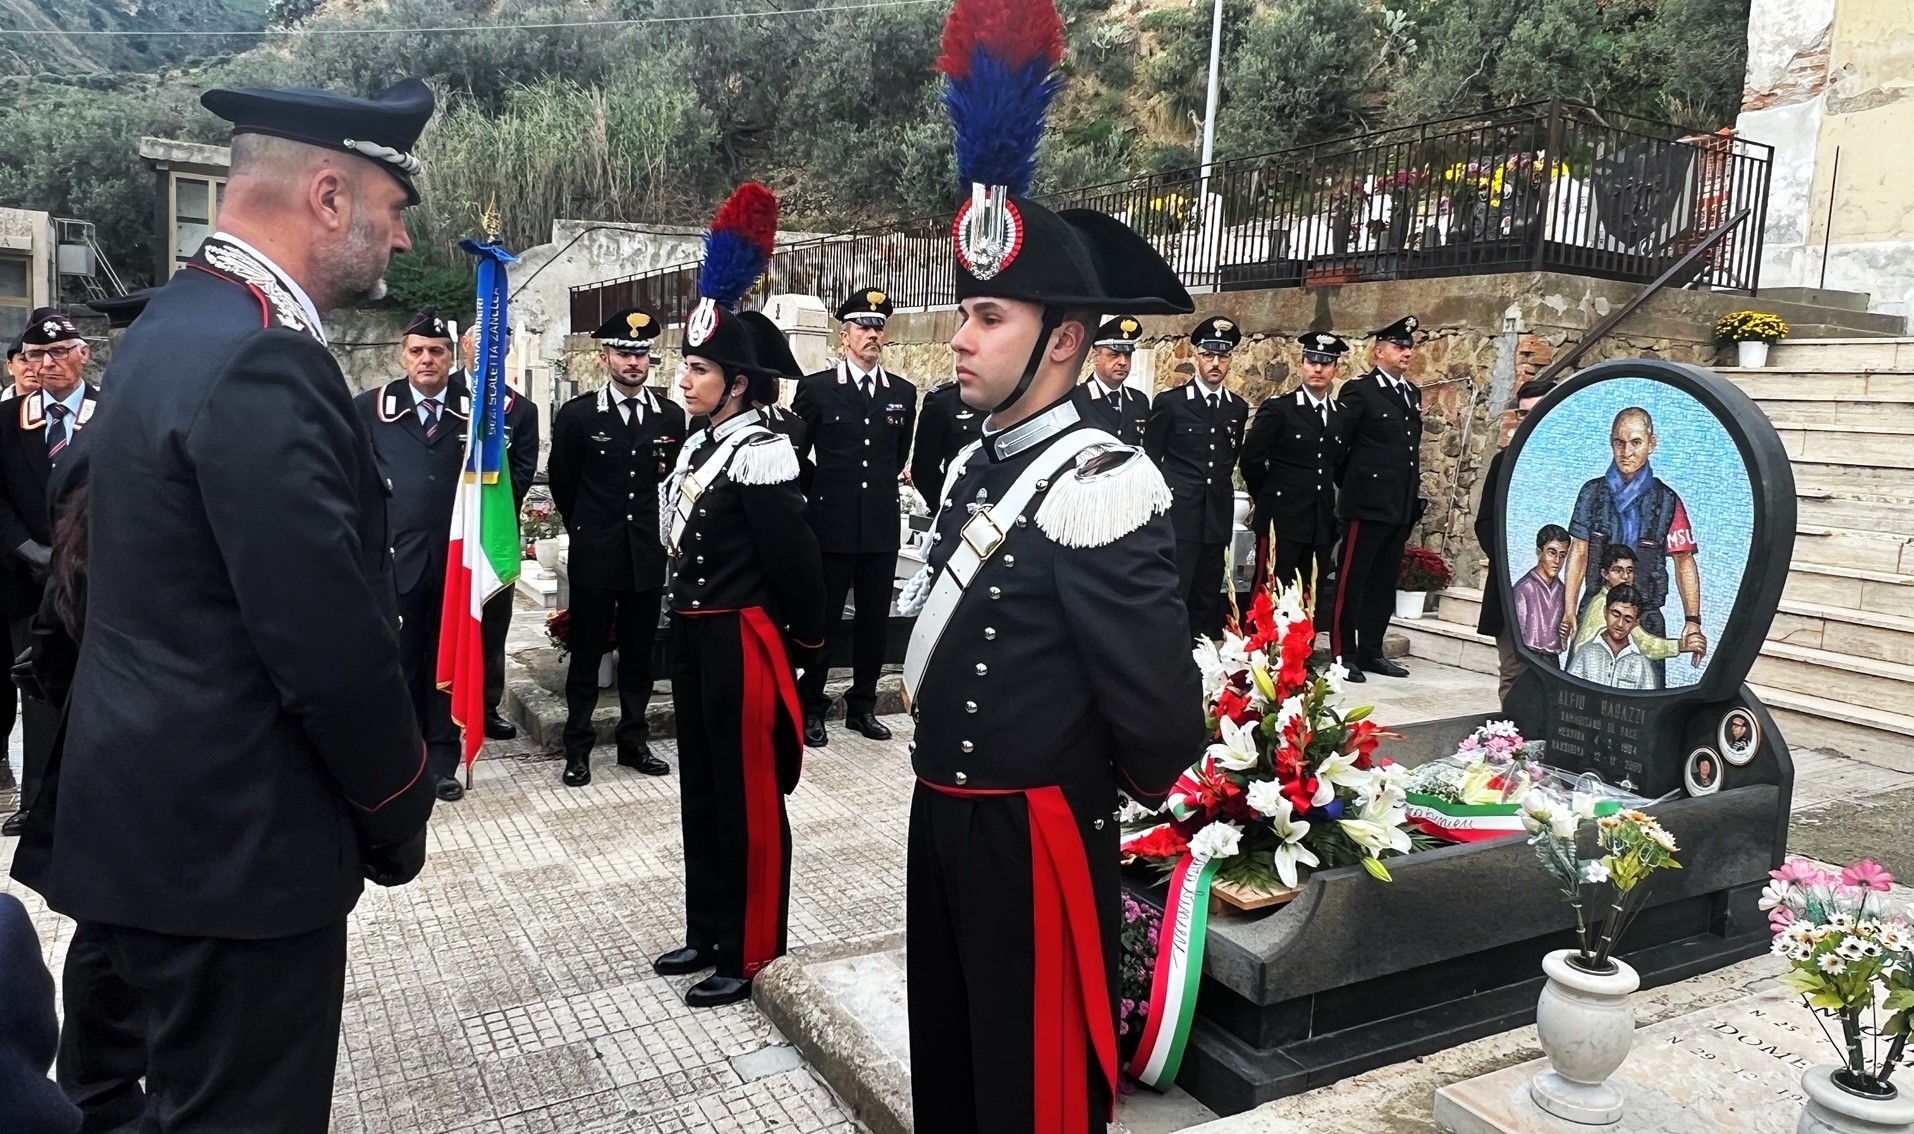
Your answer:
[1339,815,1412,857]
[1244,779,1289,819]
[1266,794,1318,888]
[1315,749,1370,792]
[1188,820,1243,862]
[1311,776,1336,808]
[1207,715,1261,772]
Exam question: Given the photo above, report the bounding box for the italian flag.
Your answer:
[437,238,521,775]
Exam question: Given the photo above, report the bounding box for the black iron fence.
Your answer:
[570,100,1772,332]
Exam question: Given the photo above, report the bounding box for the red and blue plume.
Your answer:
[698,181,779,310]
[937,0,1065,197]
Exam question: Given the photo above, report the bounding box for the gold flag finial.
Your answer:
[481,194,503,241]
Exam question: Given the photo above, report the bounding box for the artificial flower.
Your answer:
[1189,820,1244,862]
[1842,859,1896,893]
[1582,860,1611,884]
[1818,954,1849,975]
[1758,879,1790,912]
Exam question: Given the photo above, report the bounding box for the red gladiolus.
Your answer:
[1123,825,1191,861]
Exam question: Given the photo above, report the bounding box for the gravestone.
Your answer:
[1164,359,1796,1116]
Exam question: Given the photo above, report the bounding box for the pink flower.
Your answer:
[1769,905,1796,934]
[1772,858,1830,887]
[1841,859,1895,893]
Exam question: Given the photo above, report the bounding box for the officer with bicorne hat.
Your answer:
[355,307,468,800]
[1146,313,1249,640]
[547,307,687,786]
[900,1,1206,1127]
[14,77,439,1131]
[1239,330,1349,603]
[1072,315,1151,444]
[1331,314,1425,682]
[792,286,917,746]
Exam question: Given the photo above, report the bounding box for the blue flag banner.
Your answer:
[459,238,519,484]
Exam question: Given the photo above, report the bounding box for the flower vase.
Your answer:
[1738,340,1771,368]
[1232,490,1253,530]
[1394,590,1428,620]
[1530,950,1639,1125]
[1798,1068,1914,1134]
[534,538,561,579]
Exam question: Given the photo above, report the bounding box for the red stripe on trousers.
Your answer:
[1333,519,1361,659]
[737,607,802,978]
[925,780,1119,1127]
[1251,531,1270,599]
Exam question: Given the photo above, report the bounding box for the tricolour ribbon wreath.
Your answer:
[1123,849,1217,1089]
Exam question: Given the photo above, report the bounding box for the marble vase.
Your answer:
[1798,1067,1914,1134]
[1531,949,1640,1125]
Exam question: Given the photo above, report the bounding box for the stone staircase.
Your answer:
[1395,335,1914,772]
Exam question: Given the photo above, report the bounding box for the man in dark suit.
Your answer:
[1332,315,1425,680]
[909,379,982,506]
[1146,315,1249,640]
[1476,380,1552,702]
[17,79,437,1132]
[357,308,467,800]
[547,308,686,787]
[452,324,540,743]
[1073,315,1151,444]
[0,309,96,837]
[793,287,917,745]
[1240,331,1348,607]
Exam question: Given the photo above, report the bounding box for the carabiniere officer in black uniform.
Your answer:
[1238,330,1349,606]
[1145,315,1249,641]
[909,377,983,506]
[1072,315,1151,444]
[356,308,467,800]
[547,308,687,786]
[793,287,917,746]
[1332,315,1424,680]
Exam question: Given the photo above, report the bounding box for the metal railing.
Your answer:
[569,100,1772,331]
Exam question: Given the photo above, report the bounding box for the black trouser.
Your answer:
[58,918,348,1134]
[1256,530,1338,610]
[397,579,459,778]
[564,584,661,760]
[0,612,16,790]
[799,551,892,718]
[672,613,792,979]
[1173,540,1227,641]
[907,782,1116,1134]
[482,587,513,715]
[14,611,61,811]
[1333,518,1410,664]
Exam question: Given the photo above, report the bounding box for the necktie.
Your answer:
[46,403,70,458]
[423,399,441,440]
[862,375,876,401]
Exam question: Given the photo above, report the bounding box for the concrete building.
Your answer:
[1736,0,1914,317]
[138,137,233,282]
[0,208,58,345]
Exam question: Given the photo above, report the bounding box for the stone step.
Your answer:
[1754,395,1914,430]
[1725,371,1914,401]
[1782,562,1914,618]
[1760,286,1874,312]
[1773,421,1914,470]
[1792,526,1914,575]
[1435,586,1484,627]
[1750,685,1914,774]
[1766,337,1914,371]
[1768,599,1914,667]
[1797,493,1914,536]
[1389,614,1498,674]
[1749,641,1914,716]
[1792,462,1914,504]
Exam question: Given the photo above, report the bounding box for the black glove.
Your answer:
[10,646,46,704]
[362,828,428,888]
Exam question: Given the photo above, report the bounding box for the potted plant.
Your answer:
[1396,546,1453,620]
[1762,857,1914,1134]
[1716,310,1790,369]
[1521,794,1682,1123]
[520,494,565,578]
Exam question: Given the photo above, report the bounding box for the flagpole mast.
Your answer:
[465,196,505,795]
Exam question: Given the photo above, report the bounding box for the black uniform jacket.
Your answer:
[1335,368,1424,525]
[1475,447,1508,638]
[548,383,686,592]
[42,242,431,940]
[355,379,467,596]
[0,389,98,618]
[1072,379,1151,445]
[1239,387,1347,545]
[913,400,1206,799]
[909,381,983,505]
[793,362,917,555]
[1145,381,1249,544]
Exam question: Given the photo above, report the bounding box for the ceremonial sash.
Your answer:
[664,426,765,554]
[737,605,802,977]
[1125,850,1220,1090]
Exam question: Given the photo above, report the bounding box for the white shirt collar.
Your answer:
[1192,379,1226,400]
[846,361,881,385]
[1298,387,1331,412]
[45,384,86,419]
[211,231,327,345]
[409,382,443,409]
[1376,366,1408,388]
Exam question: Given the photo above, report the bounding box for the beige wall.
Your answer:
[0,206,58,319]
[1737,0,1914,316]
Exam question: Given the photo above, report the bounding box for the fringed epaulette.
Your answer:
[726,432,800,486]
[1035,443,1171,549]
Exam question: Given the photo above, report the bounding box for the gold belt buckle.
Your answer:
[960,507,1007,560]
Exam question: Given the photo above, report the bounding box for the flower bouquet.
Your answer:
[1398,546,1453,592]
[1118,575,1415,1091]
[520,494,563,543]
[1715,310,1790,345]
[1405,721,1549,843]
[1524,792,1682,972]
[1763,857,1913,1098]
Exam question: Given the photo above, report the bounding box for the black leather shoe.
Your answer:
[618,748,670,776]
[484,712,518,741]
[0,810,25,837]
[684,974,752,1008]
[804,713,828,747]
[653,946,715,977]
[435,776,465,802]
[845,712,892,741]
[562,757,591,787]
[1342,667,1367,684]
[1362,656,1411,678]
